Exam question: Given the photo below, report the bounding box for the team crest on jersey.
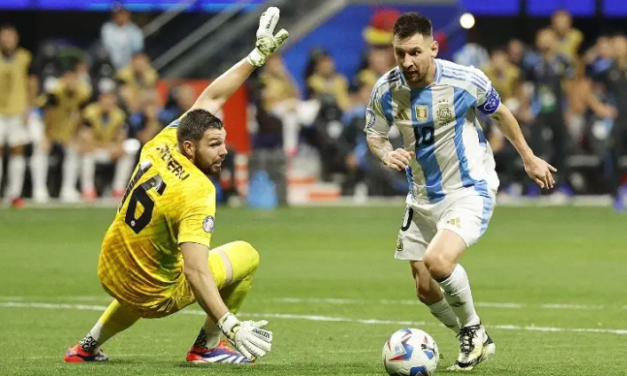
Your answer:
[436,100,455,124]
[415,105,428,123]
[203,216,215,233]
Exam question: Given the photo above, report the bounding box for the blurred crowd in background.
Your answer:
[1,5,626,209]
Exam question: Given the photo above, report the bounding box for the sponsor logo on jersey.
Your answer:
[415,105,428,123]
[203,216,215,233]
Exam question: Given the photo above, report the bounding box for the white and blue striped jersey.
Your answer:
[365,59,500,203]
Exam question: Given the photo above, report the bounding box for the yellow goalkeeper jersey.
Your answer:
[98,118,217,315]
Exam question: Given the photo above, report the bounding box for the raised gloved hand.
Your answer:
[246,7,289,67]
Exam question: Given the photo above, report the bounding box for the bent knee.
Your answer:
[228,241,260,274]
[423,253,454,279]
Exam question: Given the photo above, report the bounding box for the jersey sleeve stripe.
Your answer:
[441,74,487,92]
[381,91,395,126]
[443,65,489,87]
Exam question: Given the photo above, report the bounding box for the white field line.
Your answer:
[272,297,612,310]
[0,296,617,310]
[540,304,605,310]
[1,301,627,336]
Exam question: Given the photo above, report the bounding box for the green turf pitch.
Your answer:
[1,206,626,375]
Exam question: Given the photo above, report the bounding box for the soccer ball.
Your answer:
[382,328,439,376]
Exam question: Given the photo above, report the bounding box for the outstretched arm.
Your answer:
[190,7,289,115]
[489,103,556,189]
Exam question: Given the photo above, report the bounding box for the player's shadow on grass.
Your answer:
[179,362,386,374]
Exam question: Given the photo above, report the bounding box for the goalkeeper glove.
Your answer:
[218,312,273,361]
[247,7,289,68]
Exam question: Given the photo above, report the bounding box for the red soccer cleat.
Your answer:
[11,197,25,209]
[64,344,109,363]
[186,340,252,364]
[82,189,97,202]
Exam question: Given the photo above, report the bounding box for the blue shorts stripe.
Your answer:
[473,180,493,235]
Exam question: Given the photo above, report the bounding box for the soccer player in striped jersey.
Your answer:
[366,13,556,371]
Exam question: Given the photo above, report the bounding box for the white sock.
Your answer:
[61,148,79,194]
[428,298,460,333]
[193,320,221,349]
[7,155,26,199]
[81,154,96,192]
[437,265,480,328]
[112,152,135,192]
[80,321,103,353]
[31,146,49,195]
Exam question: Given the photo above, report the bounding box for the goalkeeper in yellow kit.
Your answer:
[64,8,288,365]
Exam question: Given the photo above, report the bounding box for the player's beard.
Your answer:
[403,61,430,86]
[194,149,222,176]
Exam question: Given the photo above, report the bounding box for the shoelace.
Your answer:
[457,325,480,354]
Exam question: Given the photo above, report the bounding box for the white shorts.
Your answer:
[0,114,30,147]
[395,186,497,261]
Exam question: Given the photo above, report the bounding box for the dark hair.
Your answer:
[177,109,223,146]
[0,24,16,33]
[392,12,433,40]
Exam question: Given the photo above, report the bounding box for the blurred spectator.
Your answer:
[40,63,92,202]
[29,42,61,203]
[483,48,521,104]
[305,49,351,111]
[89,43,117,100]
[101,5,144,69]
[0,24,36,208]
[259,54,302,156]
[522,28,575,196]
[160,84,196,126]
[249,85,288,206]
[117,52,158,113]
[588,35,627,210]
[337,79,372,195]
[551,9,583,63]
[507,39,528,68]
[31,42,62,94]
[129,88,163,147]
[80,90,138,200]
[354,46,394,90]
[363,8,400,47]
[454,43,489,68]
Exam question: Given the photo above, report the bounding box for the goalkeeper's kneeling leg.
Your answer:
[209,241,260,314]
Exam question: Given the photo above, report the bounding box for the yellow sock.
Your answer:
[79,300,140,353]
